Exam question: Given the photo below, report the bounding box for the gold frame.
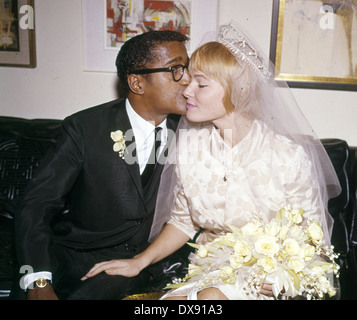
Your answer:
[0,0,36,68]
[270,0,357,91]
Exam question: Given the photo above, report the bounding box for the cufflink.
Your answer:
[35,278,49,288]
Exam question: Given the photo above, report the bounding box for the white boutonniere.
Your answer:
[111,130,126,159]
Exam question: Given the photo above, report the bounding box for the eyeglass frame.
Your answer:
[128,63,189,82]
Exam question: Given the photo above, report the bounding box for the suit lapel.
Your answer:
[116,104,181,205]
[151,114,180,185]
[115,101,144,201]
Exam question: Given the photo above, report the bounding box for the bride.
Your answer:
[82,21,340,300]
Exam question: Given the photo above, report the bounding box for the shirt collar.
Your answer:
[125,99,167,148]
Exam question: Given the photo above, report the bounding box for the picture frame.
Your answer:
[82,0,218,72]
[269,0,357,91]
[0,0,36,68]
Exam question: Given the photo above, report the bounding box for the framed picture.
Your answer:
[105,0,191,48]
[0,0,36,68]
[270,0,357,91]
[82,0,218,72]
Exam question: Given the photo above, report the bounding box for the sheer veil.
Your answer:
[149,21,341,248]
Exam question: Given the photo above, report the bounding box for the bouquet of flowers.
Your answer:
[167,206,340,300]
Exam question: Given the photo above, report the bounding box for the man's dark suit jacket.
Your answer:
[15,98,179,273]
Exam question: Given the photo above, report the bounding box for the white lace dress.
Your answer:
[161,120,323,300]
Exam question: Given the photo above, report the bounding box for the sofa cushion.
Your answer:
[0,117,62,218]
[0,117,62,298]
[322,139,355,257]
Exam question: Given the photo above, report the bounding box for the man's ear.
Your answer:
[127,74,144,95]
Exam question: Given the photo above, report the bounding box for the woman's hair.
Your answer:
[189,41,260,118]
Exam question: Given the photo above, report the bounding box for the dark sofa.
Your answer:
[0,115,356,299]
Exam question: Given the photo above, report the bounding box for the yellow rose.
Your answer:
[111,130,124,142]
[287,256,305,273]
[283,238,300,256]
[287,208,304,224]
[299,243,315,261]
[257,256,278,273]
[255,236,280,256]
[229,254,244,269]
[219,266,236,283]
[113,141,125,152]
[306,221,323,244]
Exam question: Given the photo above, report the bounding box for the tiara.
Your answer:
[217,22,272,80]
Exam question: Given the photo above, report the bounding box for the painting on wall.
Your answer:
[270,0,357,91]
[106,0,191,48]
[82,0,218,72]
[0,0,36,68]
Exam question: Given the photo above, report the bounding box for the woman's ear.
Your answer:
[127,74,144,95]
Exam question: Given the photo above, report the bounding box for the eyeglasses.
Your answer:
[128,63,189,82]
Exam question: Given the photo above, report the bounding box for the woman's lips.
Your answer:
[186,103,197,109]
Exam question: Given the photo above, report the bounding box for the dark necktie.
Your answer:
[141,127,162,187]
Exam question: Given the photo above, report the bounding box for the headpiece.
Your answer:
[217,21,272,80]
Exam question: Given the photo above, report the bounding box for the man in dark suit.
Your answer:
[13,30,190,300]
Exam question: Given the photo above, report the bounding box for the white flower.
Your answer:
[287,208,304,224]
[169,206,339,300]
[287,225,305,239]
[211,233,236,247]
[278,226,289,241]
[233,239,252,262]
[241,221,263,236]
[299,243,315,261]
[287,256,305,273]
[283,238,300,256]
[306,221,323,245]
[264,221,281,237]
[111,130,124,142]
[219,266,235,283]
[187,264,203,278]
[229,254,244,269]
[255,236,280,257]
[197,245,209,258]
[110,130,126,159]
[257,256,279,273]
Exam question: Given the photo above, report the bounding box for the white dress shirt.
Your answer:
[125,99,168,173]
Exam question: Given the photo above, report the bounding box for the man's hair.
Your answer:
[116,30,188,91]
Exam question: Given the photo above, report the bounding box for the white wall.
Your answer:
[0,0,356,146]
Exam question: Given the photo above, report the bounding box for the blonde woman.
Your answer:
[83,22,340,300]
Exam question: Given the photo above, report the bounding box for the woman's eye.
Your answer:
[198,84,208,88]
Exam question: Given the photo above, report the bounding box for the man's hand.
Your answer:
[81,257,144,281]
[27,284,59,300]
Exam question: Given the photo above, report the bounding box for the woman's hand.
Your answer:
[81,257,143,281]
[81,225,190,282]
[260,282,274,297]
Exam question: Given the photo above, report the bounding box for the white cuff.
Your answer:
[23,272,52,290]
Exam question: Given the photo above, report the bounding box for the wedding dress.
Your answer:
[160,120,323,300]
